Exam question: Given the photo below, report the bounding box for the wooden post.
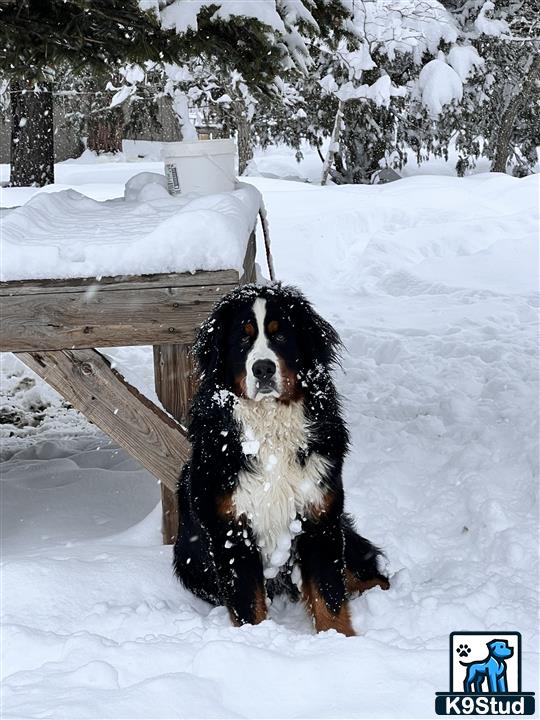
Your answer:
[153,343,198,544]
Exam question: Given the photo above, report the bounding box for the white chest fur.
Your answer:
[232,398,329,578]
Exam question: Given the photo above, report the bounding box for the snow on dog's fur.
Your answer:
[173,283,389,635]
[232,397,329,578]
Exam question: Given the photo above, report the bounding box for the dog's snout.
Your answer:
[252,359,276,382]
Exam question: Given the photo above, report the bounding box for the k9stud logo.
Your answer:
[435,632,535,715]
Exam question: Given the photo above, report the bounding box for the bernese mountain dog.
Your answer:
[173,283,389,636]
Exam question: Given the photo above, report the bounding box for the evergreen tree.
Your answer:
[105,1,356,171]
[437,0,540,175]
[216,0,537,183]
[244,0,466,184]
[316,0,540,180]
[0,0,173,185]
[1,0,355,185]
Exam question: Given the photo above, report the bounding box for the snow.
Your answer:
[1,180,261,282]
[1,163,539,718]
[169,89,198,142]
[160,0,286,35]
[335,74,406,105]
[447,45,484,82]
[319,0,461,114]
[244,141,496,183]
[109,83,137,109]
[0,154,164,208]
[474,1,510,37]
[353,0,458,62]
[418,54,464,116]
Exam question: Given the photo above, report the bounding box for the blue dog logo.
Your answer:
[459,639,513,693]
[435,631,535,715]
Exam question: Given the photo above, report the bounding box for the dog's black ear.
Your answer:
[285,285,342,369]
[192,298,230,383]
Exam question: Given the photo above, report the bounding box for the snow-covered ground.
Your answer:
[1,157,538,719]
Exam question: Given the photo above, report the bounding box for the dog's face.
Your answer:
[230,296,302,401]
[194,284,340,402]
[488,640,513,660]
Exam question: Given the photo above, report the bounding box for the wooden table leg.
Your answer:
[153,343,197,544]
[18,349,189,493]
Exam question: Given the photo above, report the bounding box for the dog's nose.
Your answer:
[252,359,276,382]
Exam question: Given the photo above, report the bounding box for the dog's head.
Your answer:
[194,283,341,402]
[487,640,513,660]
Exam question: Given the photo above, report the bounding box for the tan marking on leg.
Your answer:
[228,585,267,627]
[303,581,355,636]
[344,569,390,596]
[253,586,268,624]
[228,609,242,627]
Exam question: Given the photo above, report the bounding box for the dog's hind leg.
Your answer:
[474,678,485,693]
[342,515,390,595]
[463,667,475,693]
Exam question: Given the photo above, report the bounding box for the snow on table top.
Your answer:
[1,176,261,283]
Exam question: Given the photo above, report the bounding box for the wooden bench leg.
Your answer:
[154,343,197,545]
[160,484,178,546]
[17,349,189,495]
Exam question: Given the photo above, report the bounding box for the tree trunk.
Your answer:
[10,80,54,187]
[87,106,124,155]
[236,113,253,175]
[321,99,344,186]
[492,53,540,174]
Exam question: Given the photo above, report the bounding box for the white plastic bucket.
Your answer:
[163,139,237,196]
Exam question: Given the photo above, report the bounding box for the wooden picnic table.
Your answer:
[1,233,256,544]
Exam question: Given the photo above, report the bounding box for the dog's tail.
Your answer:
[342,514,390,590]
